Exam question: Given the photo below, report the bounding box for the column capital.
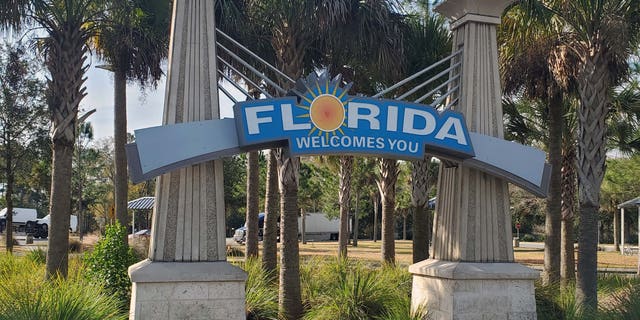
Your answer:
[435,0,514,24]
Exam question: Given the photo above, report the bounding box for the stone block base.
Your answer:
[129,259,247,320]
[409,260,539,320]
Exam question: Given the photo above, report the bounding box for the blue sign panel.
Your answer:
[234,96,474,160]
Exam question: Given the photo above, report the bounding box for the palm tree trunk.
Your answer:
[412,157,432,263]
[561,141,576,285]
[613,209,619,252]
[45,24,87,279]
[402,212,407,240]
[46,142,73,279]
[353,190,358,247]
[5,150,14,253]
[338,156,353,258]
[373,193,379,242]
[378,158,398,264]
[262,150,279,274]
[544,92,563,285]
[114,68,128,237]
[277,150,302,320]
[245,150,260,258]
[576,53,609,309]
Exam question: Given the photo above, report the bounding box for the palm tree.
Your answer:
[338,156,353,258]
[377,158,398,264]
[411,156,437,263]
[262,150,279,273]
[245,150,260,258]
[499,3,582,284]
[533,0,640,308]
[561,121,577,284]
[1,0,103,279]
[399,9,451,264]
[94,0,169,236]
[248,1,405,317]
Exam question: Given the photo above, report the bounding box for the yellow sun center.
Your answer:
[309,94,345,132]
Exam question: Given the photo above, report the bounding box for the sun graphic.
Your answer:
[310,94,345,132]
[292,73,353,139]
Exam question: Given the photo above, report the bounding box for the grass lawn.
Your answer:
[2,234,637,270]
[229,239,639,269]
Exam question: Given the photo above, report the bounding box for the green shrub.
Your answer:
[0,254,125,320]
[84,223,139,309]
[25,247,47,264]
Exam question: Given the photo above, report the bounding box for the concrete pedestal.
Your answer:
[129,260,247,320]
[409,260,539,320]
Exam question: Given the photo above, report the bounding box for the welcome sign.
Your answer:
[126,73,550,197]
[234,76,473,160]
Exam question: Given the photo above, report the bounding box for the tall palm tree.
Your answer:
[411,156,436,263]
[536,0,640,308]
[94,0,169,236]
[245,150,260,258]
[400,10,451,264]
[338,155,353,258]
[1,0,103,279]
[248,1,405,317]
[262,150,279,273]
[505,0,640,305]
[561,121,577,284]
[377,158,398,264]
[499,3,582,284]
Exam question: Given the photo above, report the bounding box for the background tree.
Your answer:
[94,0,169,237]
[73,121,94,241]
[0,42,47,252]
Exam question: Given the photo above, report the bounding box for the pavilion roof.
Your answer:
[128,197,155,210]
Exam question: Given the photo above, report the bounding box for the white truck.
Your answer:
[0,208,37,233]
[0,208,78,238]
[298,212,340,241]
[34,214,78,238]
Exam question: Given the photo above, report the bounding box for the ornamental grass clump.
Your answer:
[238,257,279,320]
[300,258,418,320]
[535,275,640,320]
[0,254,125,320]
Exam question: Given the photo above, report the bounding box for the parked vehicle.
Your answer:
[299,212,340,241]
[35,214,78,238]
[233,213,265,245]
[0,208,37,233]
[233,212,340,244]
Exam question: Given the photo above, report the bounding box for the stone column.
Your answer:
[128,1,246,319]
[410,1,538,319]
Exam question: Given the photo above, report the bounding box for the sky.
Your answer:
[83,65,239,142]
